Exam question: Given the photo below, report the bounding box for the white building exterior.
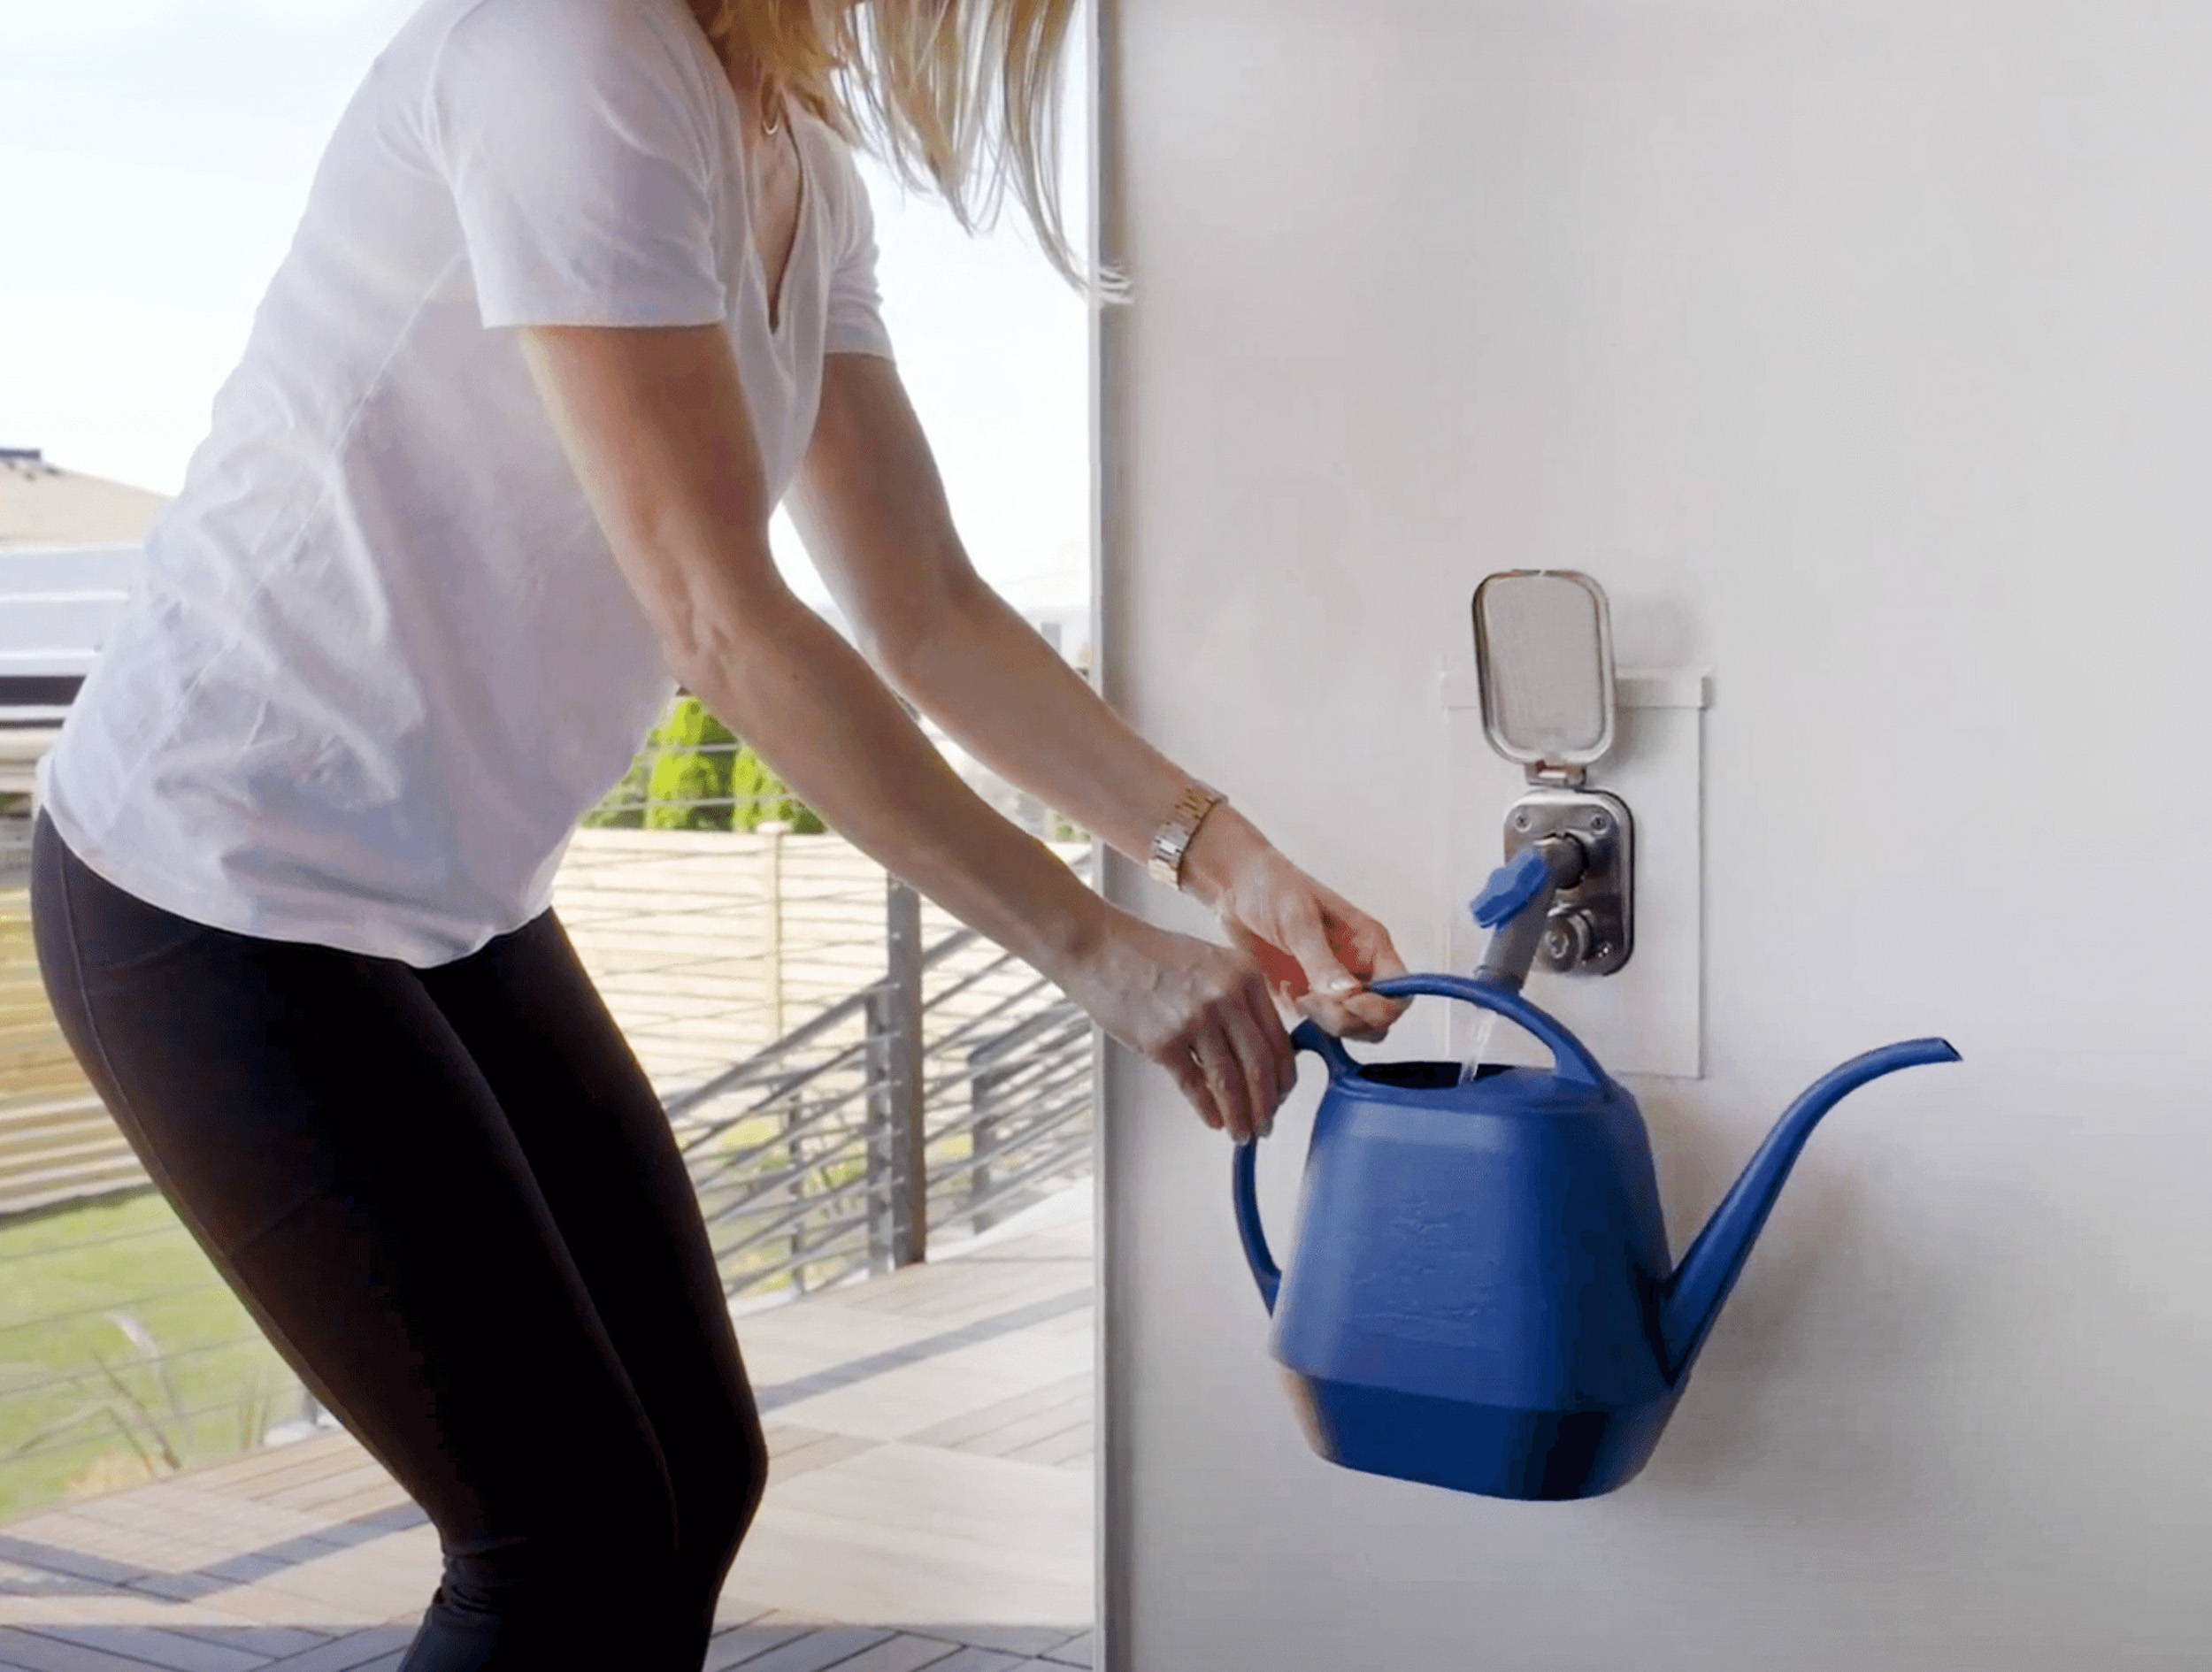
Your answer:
[1094,4,2212,1668]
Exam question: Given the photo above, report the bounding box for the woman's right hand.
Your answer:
[1059,909,1295,1144]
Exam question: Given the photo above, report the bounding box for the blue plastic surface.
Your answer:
[1233,974,1960,1500]
[1471,847,1554,928]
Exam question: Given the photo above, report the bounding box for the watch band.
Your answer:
[1147,781,1225,890]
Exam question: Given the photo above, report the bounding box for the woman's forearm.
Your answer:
[674,587,1113,981]
[878,579,1270,905]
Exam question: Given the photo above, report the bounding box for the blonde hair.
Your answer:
[688,0,1102,295]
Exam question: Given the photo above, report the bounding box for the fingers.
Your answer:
[1218,988,1286,1142]
[1166,1039,1225,1134]
[1337,963,1407,1038]
[1282,906,1377,1039]
[1169,970,1291,1144]
[1352,923,1414,1037]
[1281,898,1360,1002]
[1298,895,1412,1041]
[1240,975,1296,1112]
[1111,920,1311,1142]
[1188,1031,1247,1139]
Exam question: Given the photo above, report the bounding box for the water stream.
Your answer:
[1458,1009,1503,1085]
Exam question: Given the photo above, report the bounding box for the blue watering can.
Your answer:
[1233,973,1959,1500]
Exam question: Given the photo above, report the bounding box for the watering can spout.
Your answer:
[1660,1037,1962,1383]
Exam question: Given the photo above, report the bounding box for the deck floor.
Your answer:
[0,1189,1097,1672]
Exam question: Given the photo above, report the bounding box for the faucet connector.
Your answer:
[1471,835,1589,993]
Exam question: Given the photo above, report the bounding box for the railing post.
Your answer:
[868,874,927,1271]
[758,819,788,1041]
[784,1084,809,1295]
[968,1039,1002,1237]
[863,987,893,1274]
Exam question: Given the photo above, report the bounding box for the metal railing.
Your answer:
[671,868,1096,1300]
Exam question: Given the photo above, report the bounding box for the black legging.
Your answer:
[28,808,768,1671]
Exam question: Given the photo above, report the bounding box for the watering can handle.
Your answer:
[1297,972,1610,1088]
[1232,1139,1281,1313]
[1233,973,1612,1314]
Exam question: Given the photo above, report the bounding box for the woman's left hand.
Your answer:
[1180,805,1411,1042]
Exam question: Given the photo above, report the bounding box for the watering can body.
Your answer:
[1233,973,1958,1501]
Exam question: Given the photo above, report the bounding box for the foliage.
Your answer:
[728,738,825,834]
[580,696,822,833]
[579,751,649,829]
[643,698,740,832]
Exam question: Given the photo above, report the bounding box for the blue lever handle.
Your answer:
[1471,846,1554,928]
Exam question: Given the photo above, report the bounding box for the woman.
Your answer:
[28,0,1409,1666]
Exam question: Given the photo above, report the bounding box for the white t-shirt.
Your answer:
[37,0,893,968]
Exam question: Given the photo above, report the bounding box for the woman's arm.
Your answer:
[512,321,1295,1140]
[787,352,1409,1042]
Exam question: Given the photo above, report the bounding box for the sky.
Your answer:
[0,0,1091,614]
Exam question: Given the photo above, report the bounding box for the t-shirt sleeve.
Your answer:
[825,149,895,360]
[423,0,728,329]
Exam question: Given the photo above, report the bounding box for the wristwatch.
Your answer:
[1147,781,1225,890]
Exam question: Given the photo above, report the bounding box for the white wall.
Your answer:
[1096,4,2212,1668]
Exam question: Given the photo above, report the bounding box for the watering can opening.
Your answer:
[1356,1059,1513,1090]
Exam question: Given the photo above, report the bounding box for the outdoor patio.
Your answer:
[0,1187,1096,1672]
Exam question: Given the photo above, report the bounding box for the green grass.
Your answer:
[0,1117,953,1518]
[0,877,305,1521]
[0,1188,303,1521]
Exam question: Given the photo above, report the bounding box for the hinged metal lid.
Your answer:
[1471,571,1617,786]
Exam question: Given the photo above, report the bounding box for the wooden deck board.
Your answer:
[0,1190,1096,1669]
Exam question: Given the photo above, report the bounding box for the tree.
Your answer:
[578,694,824,833]
[643,697,738,832]
[728,740,825,833]
[580,753,649,828]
